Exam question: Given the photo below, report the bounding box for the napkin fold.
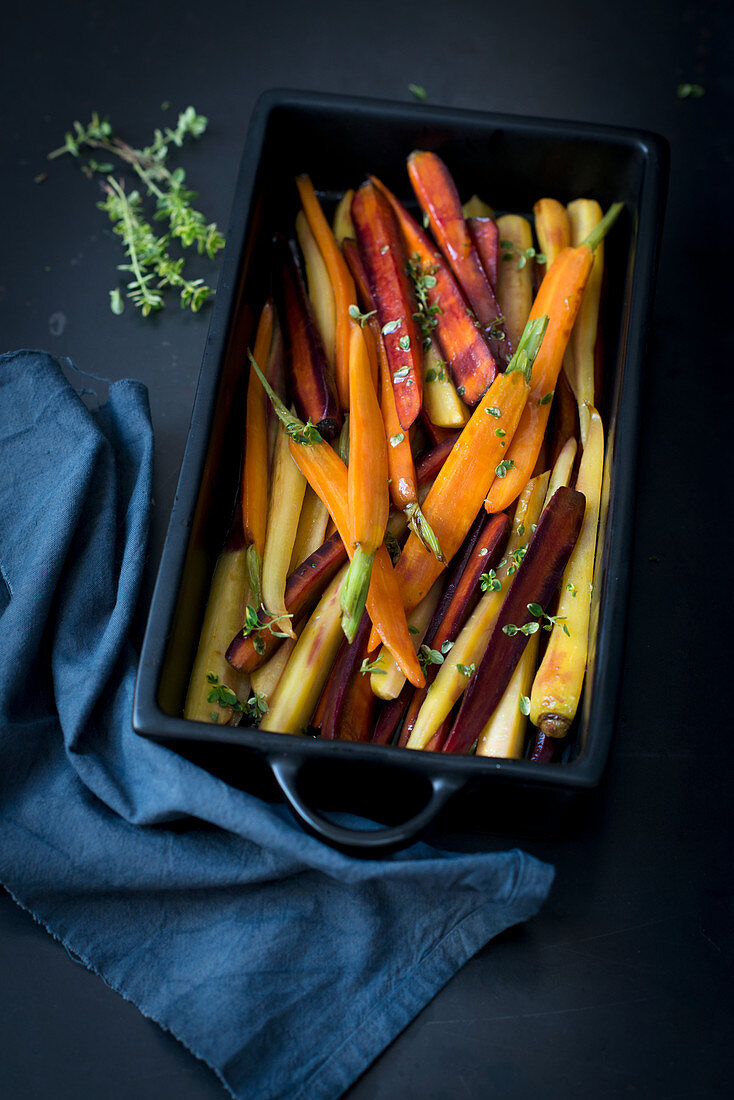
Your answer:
[0,349,554,1100]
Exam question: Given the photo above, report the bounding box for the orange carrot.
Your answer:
[367,315,549,649]
[249,355,423,686]
[341,325,390,639]
[296,175,357,411]
[241,299,275,600]
[372,317,444,561]
[485,203,622,514]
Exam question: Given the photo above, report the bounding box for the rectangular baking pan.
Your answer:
[133,89,668,854]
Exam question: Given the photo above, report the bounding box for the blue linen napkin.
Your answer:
[0,349,554,1100]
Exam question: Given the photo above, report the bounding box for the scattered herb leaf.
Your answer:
[349,304,377,327]
[495,458,516,479]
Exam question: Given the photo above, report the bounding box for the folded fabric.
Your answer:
[0,349,554,1100]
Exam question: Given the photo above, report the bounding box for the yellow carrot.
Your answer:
[529,405,604,736]
[533,198,571,267]
[496,214,534,348]
[261,420,307,632]
[462,195,494,218]
[296,174,357,410]
[288,484,330,573]
[476,631,540,758]
[566,200,604,442]
[242,299,275,592]
[250,632,298,703]
[259,567,348,734]
[332,188,355,244]
[296,210,336,371]
[546,435,578,499]
[184,560,251,725]
[422,340,469,429]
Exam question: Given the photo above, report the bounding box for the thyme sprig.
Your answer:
[240,604,294,654]
[205,673,268,724]
[500,238,546,270]
[48,107,224,316]
[407,254,442,347]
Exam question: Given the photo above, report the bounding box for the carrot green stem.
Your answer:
[340,544,375,642]
[505,314,550,384]
[248,352,323,446]
[582,202,624,252]
[246,543,263,610]
[405,501,445,562]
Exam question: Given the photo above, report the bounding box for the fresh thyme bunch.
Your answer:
[48,106,225,316]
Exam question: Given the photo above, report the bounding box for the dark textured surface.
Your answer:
[2,0,733,1096]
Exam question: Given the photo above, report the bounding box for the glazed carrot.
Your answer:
[274,234,341,439]
[467,217,499,292]
[566,199,604,442]
[529,405,604,737]
[369,315,549,650]
[332,188,355,245]
[462,195,493,219]
[407,151,509,359]
[259,567,348,735]
[373,317,443,561]
[342,237,375,313]
[250,356,423,687]
[351,180,424,429]
[185,553,251,725]
[547,366,580,469]
[320,612,376,742]
[296,210,336,371]
[370,174,499,407]
[484,202,622,514]
[296,174,357,410]
[495,214,534,349]
[289,484,330,572]
[261,420,307,632]
[533,198,571,268]
[241,298,275,591]
[341,325,390,640]
[422,339,469,429]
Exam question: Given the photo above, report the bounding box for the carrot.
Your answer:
[249,355,423,687]
[373,317,443,561]
[351,180,424,429]
[484,202,622,514]
[533,198,571,268]
[370,174,499,407]
[341,325,390,640]
[296,175,357,411]
[407,151,510,361]
[367,314,549,649]
[241,298,275,600]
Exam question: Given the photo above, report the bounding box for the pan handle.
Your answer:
[269,754,466,857]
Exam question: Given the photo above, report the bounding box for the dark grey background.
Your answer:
[2,1,733,1097]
